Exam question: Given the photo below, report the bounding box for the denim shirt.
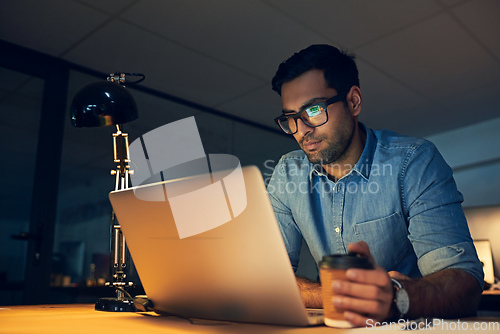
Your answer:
[267,124,483,286]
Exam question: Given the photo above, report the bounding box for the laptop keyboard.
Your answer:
[307,309,324,317]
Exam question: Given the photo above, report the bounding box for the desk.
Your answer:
[0,304,499,334]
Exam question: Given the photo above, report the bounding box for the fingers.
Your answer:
[345,267,391,288]
[347,241,376,265]
[333,242,394,324]
[333,268,392,302]
[327,267,394,323]
[332,287,392,323]
[332,273,390,299]
[347,240,369,255]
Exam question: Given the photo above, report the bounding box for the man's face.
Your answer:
[280,69,356,166]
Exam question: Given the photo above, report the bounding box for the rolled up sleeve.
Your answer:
[417,242,484,285]
[403,140,484,287]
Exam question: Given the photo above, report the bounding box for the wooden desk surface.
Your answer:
[0,304,499,334]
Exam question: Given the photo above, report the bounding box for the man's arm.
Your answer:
[266,160,304,273]
[296,277,322,309]
[395,268,482,319]
[330,242,483,327]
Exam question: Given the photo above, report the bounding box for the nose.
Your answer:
[294,117,313,138]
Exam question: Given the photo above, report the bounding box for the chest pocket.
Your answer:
[353,212,410,271]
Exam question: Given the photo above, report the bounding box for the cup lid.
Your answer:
[319,253,373,269]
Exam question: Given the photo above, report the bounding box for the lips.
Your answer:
[302,140,321,151]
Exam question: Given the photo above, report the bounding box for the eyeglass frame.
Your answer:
[273,94,344,135]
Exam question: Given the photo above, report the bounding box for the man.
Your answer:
[267,44,483,326]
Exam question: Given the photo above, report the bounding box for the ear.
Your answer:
[346,86,362,117]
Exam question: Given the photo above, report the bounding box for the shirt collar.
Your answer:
[309,163,326,182]
[352,123,376,180]
[308,123,376,182]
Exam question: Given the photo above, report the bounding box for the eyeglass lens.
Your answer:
[281,103,327,134]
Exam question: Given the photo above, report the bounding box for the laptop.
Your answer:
[109,165,324,326]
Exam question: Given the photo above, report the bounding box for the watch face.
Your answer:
[396,288,410,315]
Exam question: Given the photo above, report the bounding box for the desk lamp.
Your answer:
[70,73,143,312]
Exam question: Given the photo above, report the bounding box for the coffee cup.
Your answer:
[319,253,373,328]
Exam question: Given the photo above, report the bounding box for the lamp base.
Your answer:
[95,297,137,312]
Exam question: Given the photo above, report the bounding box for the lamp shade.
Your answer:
[71,81,138,127]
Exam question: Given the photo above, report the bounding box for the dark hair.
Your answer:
[271,44,359,98]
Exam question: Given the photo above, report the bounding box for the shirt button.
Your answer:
[335,227,340,233]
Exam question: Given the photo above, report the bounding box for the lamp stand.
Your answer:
[95,124,136,312]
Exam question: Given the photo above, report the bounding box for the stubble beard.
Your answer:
[300,118,356,166]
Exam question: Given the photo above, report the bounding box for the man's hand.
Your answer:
[325,241,482,326]
[328,241,394,326]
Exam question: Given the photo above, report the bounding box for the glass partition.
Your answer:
[0,68,44,305]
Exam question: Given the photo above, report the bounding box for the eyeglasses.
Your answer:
[274,95,343,134]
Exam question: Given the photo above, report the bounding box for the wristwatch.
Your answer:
[391,278,409,318]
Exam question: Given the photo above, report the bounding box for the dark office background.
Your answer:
[1,0,499,305]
